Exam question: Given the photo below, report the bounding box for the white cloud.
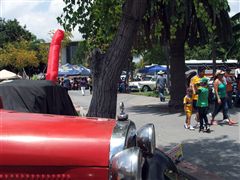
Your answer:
[0,0,81,42]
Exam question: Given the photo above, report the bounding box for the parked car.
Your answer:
[129,77,157,92]
[0,80,178,179]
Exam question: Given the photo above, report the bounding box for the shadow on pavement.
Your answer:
[128,102,239,118]
[208,104,240,116]
[127,103,185,116]
[162,136,240,180]
[229,107,240,116]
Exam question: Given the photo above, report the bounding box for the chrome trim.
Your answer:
[117,102,129,121]
[111,147,142,180]
[109,120,136,161]
[136,123,156,156]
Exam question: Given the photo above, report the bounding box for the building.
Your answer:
[61,41,79,64]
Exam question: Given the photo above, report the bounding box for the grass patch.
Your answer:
[131,91,159,97]
[131,91,170,99]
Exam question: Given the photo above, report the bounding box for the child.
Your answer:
[183,88,194,130]
[196,77,210,133]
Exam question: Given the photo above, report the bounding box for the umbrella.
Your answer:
[138,65,167,74]
[0,69,21,80]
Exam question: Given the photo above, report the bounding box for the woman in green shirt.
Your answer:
[211,70,237,125]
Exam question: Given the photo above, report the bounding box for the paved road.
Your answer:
[69,90,240,180]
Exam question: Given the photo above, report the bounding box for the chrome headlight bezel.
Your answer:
[109,121,156,179]
[110,147,143,180]
[136,123,156,156]
[109,120,136,160]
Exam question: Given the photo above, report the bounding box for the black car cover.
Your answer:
[0,80,78,116]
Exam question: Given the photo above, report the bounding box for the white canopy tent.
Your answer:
[0,69,21,80]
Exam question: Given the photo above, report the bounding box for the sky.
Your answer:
[0,0,239,42]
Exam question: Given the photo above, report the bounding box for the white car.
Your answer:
[129,77,157,92]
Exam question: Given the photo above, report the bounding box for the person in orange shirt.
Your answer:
[225,68,234,108]
[183,88,194,130]
[190,66,205,127]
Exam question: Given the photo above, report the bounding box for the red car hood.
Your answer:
[0,110,116,167]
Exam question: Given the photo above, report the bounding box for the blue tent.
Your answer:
[58,63,80,76]
[138,65,167,74]
[58,63,91,76]
[76,65,91,76]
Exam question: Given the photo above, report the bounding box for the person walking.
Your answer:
[183,88,194,130]
[196,77,210,133]
[63,75,71,92]
[87,76,93,94]
[190,66,205,127]
[211,70,237,125]
[156,71,167,102]
[79,77,87,96]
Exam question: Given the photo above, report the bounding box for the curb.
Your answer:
[176,160,224,180]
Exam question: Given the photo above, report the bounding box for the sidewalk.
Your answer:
[69,91,240,180]
[121,94,240,180]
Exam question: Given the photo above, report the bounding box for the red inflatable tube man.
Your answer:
[46,29,64,83]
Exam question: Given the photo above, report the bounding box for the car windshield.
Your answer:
[142,77,153,81]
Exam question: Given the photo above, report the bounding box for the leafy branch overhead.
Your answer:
[58,0,124,51]
[58,0,231,52]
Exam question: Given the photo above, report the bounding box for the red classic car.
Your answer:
[0,80,177,179]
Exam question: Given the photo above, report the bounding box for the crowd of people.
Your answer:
[58,76,92,95]
[183,65,239,133]
[57,64,240,131]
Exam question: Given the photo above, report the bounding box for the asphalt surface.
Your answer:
[69,90,240,180]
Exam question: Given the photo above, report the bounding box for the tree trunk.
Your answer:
[162,41,170,89]
[212,45,216,76]
[211,35,217,76]
[168,33,186,109]
[87,0,148,118]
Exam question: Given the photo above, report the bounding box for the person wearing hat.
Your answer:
[190,66,206,127]
[211,70,237,125]
[196,77,211,132]
[156,71,167,102]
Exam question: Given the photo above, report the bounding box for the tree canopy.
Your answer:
[58,0,124,51]
[0,40,38,69]
[59,0,231,50]
[71,40,90,66]
[225,12,240,60]
[0,18,48,72]
[0,18,36,48]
